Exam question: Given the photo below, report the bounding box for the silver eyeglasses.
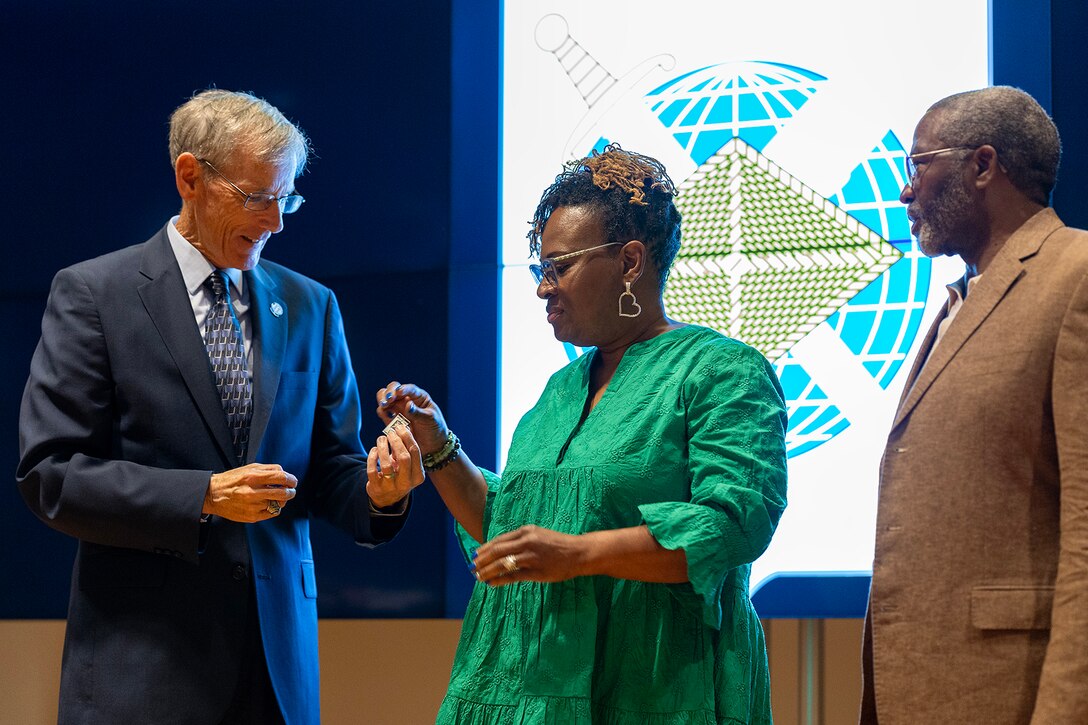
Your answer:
[903,146,979,186]
[529,242,624,287]
[199,158,305,214]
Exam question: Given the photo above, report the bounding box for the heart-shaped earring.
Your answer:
[618,281,642,318]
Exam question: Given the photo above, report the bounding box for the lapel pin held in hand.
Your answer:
[383,413,410,437]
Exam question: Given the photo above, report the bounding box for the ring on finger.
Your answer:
[267,500,282,516]
[500,554,519,574]
[381,467,396,479]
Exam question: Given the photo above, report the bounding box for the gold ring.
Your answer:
[501,554,519,573]
[381,468,396,479]
[267,500,281,516]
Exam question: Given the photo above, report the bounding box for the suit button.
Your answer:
[232,564,248,581]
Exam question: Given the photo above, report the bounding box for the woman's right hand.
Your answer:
[375,381,449,456]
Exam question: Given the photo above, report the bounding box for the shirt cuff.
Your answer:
[368,495,409,517]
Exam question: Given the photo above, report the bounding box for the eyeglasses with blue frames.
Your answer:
[198,158,305,214]
[529,242,624,287]
[903,146,980,186]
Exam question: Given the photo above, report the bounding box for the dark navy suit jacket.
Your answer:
[17,226,404,724]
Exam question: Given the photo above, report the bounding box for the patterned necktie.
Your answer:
[204,271,252,462]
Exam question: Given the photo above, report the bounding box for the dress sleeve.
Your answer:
[638,342,788,628]
[453,468,503,561]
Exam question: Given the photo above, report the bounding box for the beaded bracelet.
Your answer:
[423,430,462,471]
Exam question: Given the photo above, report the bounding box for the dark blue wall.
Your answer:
[990,0,1088,225]
[1050,0,1088,225]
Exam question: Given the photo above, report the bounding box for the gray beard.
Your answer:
[913,176,975,260]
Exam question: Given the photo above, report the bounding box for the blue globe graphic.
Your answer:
[644,60,827,165]
[569,61,932,458]
[779,133,929,457]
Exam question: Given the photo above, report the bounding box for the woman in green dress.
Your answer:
[372,145,788,724]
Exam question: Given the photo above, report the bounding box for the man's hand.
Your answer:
[366,421,425,510]
[203,463,298,522]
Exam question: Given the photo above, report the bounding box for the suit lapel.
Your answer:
[895,301,948,410]
[892,208,1063,429]
[246,265,287,462]
[137,230,237,466]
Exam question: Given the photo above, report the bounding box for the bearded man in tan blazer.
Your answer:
[861,86,1088,724]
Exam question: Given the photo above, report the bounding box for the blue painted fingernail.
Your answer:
[385,392,393,400]
[471,549,478,559]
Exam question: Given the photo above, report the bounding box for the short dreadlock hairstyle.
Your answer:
[528,144,682,292]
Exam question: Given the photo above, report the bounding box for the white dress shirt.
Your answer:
[166,216,252,367]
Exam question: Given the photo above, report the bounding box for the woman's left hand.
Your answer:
[472,525,589,586]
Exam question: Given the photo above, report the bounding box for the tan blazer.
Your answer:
[861,208,1088,724]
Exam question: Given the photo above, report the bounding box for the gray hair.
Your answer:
[928,86,1060,205]
[168,89,310,177]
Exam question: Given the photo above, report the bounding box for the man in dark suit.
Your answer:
[17,89,421,724]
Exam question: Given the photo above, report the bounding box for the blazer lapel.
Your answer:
[892,208,1063,430]
[895,301,948,409]
[137,230,237,466]
[246,265,287,462]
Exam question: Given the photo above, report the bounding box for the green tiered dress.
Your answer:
[437,325,788,724]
